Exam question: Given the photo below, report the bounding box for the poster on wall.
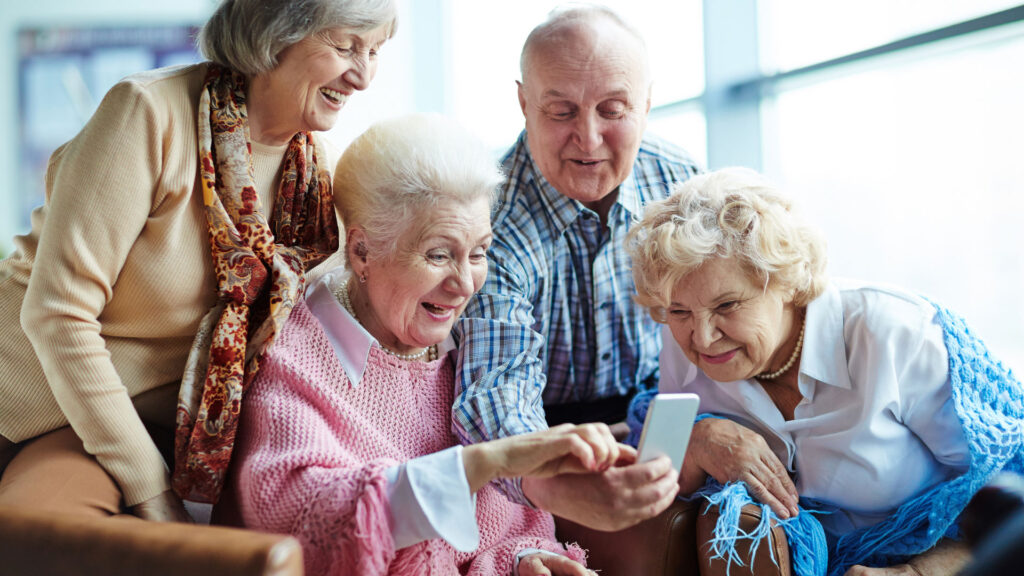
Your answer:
[16,25,202,232]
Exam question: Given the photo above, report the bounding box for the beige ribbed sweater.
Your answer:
[0,63,341,506]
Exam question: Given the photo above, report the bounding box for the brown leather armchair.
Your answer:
[556,500,791,576]
[1,498,789,576]
[0,506,303,576]
[555,499,700,575]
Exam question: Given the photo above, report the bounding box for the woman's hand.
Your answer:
[842,535,970,575]
[130,489,193,523]
[844,539,968,576]
[518,552,596,576]
[687,418,800,518]
[463,423,621,493]
[844,565,920,576]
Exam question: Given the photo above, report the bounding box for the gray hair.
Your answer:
[333,113,503,262]
[627,167,828,319]
[198,0,398,76]
[519,3,649,86]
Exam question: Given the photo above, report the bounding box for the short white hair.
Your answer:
[628,167,828,319]
[198,0,398,76]
[333,114,503,262]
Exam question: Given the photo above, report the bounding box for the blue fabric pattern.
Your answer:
[647,300,1024,575]
[452,130,701,504]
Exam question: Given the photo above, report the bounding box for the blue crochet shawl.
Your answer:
[627,301,1024,576]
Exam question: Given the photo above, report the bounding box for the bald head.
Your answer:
[520,5,651,94]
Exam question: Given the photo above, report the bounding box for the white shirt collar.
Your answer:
[304,267,457,387]
[799,281,853,393]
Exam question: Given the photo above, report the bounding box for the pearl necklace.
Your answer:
[756,316,805,380]
[333,281,437,362]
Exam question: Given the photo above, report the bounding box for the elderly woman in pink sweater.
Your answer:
[229,114,629,575]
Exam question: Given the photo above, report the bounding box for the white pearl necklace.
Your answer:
[756,316,805,380]
[333,281,437,362]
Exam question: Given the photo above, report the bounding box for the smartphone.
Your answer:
[636,393,700,475]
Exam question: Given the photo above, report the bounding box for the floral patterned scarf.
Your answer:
[173,64,339,503]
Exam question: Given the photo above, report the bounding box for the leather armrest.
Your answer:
[554,499,700,576]
[0,506,303,576]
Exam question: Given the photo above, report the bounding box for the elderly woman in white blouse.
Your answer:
[625,167,1024,576]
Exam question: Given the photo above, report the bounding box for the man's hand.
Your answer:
[130,489,193,523]
[463,423,621,493]
[522,450,680,531]
[608,421,630,442]
[686,418,799,518]
[518,552,596,576]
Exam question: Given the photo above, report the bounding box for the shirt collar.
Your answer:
[798,281,852,392]
[305,268,374,387]
[305,267,457,387]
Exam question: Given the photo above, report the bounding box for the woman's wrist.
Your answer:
[679,462,708,494]
[461,443,496,493]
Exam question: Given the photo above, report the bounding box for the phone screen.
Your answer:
[636,393,700,474]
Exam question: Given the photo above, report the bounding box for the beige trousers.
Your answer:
[0,427,123,517]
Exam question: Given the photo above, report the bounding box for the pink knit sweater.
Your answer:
[233,301,585,575]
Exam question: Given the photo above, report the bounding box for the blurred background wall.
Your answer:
[2,0,1022,372]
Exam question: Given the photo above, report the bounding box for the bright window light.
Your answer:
[448,0,703,152]
[764,29,1024,373]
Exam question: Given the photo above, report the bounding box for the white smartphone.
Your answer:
[636,392,700,475]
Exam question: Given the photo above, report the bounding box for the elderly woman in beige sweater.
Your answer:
[0,0,396,522]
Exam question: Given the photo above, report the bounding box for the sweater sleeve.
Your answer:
[384,446,481,551]
[236,357,402,576]
[20,78,171,506]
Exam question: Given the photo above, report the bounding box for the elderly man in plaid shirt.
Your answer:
[453,5,702,531]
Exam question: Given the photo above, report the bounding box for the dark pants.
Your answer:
[545,391,636,427]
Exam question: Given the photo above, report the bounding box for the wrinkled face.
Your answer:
[360,196,492,353]
[261,25,389,134]
[666,258,798,382]
[518,24,649,211]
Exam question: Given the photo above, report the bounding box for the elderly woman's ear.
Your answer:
[346,228,369,273]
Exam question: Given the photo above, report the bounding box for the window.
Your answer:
[448,0,704,154]
[764,26,1024,368]
[16,25,202,233]
[639,2,1024,371]
[759,0,1021,72]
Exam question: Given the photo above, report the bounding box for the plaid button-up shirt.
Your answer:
[453,130,701,503]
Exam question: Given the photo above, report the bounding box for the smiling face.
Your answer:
[666,258,801,382]
[248,25,389,144]
[518,18,650,214]
[352,196,492,353]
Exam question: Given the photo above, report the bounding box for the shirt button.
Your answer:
[601,352,611,360]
